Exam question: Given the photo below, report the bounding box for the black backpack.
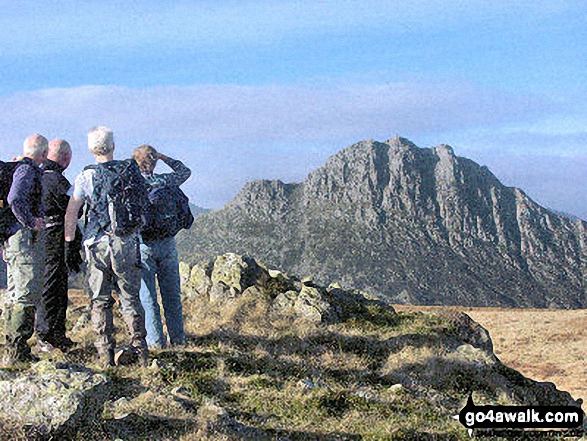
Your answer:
[0,160,22,242]
[141,184,194,242]
[85,159,149,237]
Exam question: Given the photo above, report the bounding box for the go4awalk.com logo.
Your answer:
[456,394,584,437]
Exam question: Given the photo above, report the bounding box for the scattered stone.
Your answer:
[196,399,247,438]
[297,378,317,390]
[388,384,403,394]
[171,385,192,397]
[354,386,377,401]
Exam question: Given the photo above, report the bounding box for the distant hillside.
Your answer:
[177,136,587,308]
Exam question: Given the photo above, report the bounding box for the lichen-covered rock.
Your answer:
[182,253,392,324]
[293,285,333,323]
[0,361,110,438]
[209,281,236,303]
[178,261,191,286]
[211,253,269,294]
[272,290,298,312]
[186,260,214,299]
[196,399,249,438]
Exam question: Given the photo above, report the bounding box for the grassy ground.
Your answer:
[64,291,473,439]
[2,289,584,439]
[394,305,587,403]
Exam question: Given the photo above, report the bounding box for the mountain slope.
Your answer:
[177,137,587,308]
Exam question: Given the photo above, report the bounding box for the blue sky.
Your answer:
[0,1,585,218]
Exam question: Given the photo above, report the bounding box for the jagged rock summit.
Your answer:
[178,136,587,308]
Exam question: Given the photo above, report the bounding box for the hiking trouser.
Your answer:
[2,228,45,356]
[39,224,69,343]
[85,233,147,356]
[139,236,185,348]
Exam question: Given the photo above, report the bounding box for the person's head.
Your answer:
[23,134,49,166]
[88,126,115,159]
[132,144,158,173]
[48,138,72,169]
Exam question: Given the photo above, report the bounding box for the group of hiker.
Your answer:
[0,126,193,368]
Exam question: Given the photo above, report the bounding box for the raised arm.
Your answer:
[158,154,191,186]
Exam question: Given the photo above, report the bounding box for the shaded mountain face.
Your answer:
[178,137,587,308]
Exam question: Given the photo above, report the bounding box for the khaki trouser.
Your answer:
[1,228,45,354]
[85,233,147,356]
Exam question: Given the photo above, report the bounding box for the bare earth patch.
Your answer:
[394,305,587,402]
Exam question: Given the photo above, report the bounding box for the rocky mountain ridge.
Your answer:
[177,136,587,308]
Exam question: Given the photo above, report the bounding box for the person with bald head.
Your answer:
[35,138,81,352]
[2,134,47,365]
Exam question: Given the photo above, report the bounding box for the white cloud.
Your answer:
[0,82,584,216]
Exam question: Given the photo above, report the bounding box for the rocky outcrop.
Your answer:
[177,137,587,308]
[0,361,109,438]
[182,252,395,324]
[179,254,583,424]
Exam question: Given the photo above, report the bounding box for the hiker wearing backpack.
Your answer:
[64,126,149,368]
[1,134,47,366]
[35,139,82,353]
[132,145,192,349]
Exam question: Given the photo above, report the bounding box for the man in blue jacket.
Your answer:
[2,134,47,365]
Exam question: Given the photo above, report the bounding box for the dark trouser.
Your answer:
[39,224,68,343]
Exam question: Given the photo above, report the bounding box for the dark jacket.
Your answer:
[7,157,44,234]
[42,159,71,227]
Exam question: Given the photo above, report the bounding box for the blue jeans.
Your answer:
[139,236,185,348]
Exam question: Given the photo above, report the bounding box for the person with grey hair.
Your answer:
[65,126,149,368]
[87,126,115,156]
[1,134,47,366]
[35,139,81,352]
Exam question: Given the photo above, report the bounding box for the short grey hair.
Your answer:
[88,126,114,156]
[23,134,49,157]
[48,138,71,159]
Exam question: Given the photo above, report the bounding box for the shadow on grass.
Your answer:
[187,328,454,386]
[101,413,196,440]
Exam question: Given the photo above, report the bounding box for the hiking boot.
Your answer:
[114,346,138,366]
[35,339,58,354]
